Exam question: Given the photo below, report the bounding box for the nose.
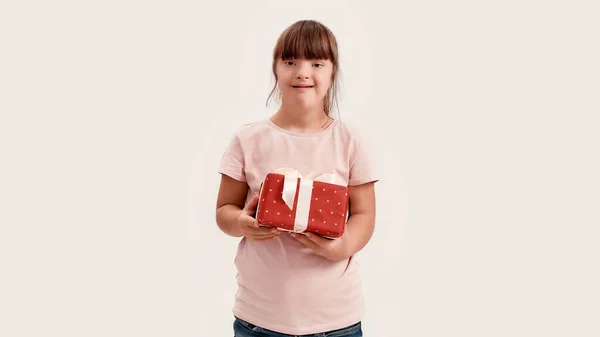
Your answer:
[295,62,310,80]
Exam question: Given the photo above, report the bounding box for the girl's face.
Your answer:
[275,58,334,110]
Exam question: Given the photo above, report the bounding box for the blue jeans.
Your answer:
[233,317,363,337]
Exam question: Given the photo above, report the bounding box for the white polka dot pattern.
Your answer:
[254,172,349,238]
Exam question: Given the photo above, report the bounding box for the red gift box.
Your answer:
[255,168,350,239]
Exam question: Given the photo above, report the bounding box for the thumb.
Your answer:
[243,194,259,212]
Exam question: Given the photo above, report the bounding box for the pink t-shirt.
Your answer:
[218,118,378,335]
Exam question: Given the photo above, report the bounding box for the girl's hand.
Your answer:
[290,230,352,261]
[238,195,280,241]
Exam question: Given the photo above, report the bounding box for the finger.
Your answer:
[290,233,321,253]
[247,230,279,240]
[252,233,280,241]
[241,222,275,233]
[247,225,279,236]
[241,218,260,228]
[302,232,329,248]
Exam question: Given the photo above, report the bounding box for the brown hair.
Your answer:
[266,20,340,117]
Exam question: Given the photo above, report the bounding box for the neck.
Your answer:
[271,101,331,133]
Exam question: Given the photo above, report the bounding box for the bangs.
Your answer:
[273,21,338,62]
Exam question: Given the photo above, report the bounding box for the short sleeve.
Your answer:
[218,132,246,182]
[348,131,379,186]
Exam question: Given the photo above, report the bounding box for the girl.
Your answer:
[216,20,377,337]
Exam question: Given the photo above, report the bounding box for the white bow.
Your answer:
[274,168,344,210]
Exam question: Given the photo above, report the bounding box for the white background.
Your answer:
[1,1,598,336]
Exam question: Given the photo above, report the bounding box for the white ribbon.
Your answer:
[273,168,345,233]
[276,168,301,211]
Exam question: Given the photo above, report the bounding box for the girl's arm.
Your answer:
[344,182,377,256]
[215,174,249,237]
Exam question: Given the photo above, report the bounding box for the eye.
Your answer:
[284,60,295,66]
[313,63,324,68]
